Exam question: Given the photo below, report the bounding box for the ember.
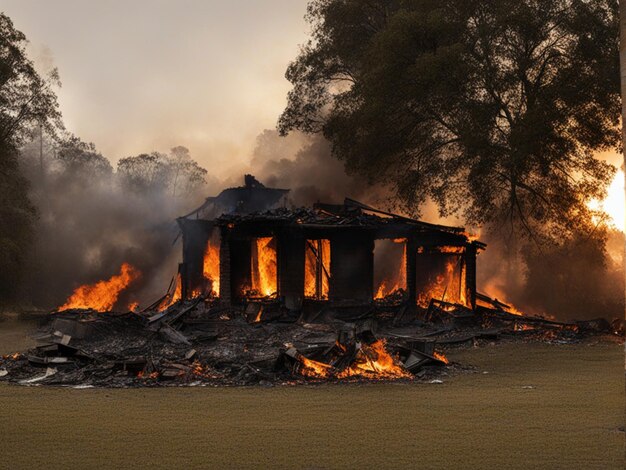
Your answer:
[58,263,140,312]
[432,351,449,365]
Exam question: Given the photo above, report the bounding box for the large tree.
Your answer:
[279,0,621,242]
[117,147,207,197]
[0,12,62,302]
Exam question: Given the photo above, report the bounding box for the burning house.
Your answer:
[176,175,485,316]
[2,175,618,389]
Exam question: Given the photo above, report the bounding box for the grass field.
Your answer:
[0,317,624,469]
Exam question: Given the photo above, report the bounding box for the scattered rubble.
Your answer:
[1,294,622,388]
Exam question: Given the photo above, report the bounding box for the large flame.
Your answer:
[58,263,140,312]
[417,256,466,307]
[588,169,625,232]
[203,237,220,296]
[374,239,407,299]
[304,239,330,299]
[251,237,277,297]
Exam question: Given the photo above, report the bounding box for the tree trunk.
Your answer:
[619,0,626,328]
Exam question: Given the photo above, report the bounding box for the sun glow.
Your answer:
[589,170,625,232]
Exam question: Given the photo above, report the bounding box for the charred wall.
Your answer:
[179,214,479,311]
[177,218,214,299]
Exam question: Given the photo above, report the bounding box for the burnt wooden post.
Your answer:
[329,232,374,303]
[218,225,232,304]
[277,229,305,309]
[177,218,212,300]
[228,238,252,304]
[465,242,478,309]
[405,237,418,305]
[315,240,323,299]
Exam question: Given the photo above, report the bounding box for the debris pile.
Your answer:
[0,294,621,388]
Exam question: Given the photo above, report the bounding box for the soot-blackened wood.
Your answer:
[405,238,418,306]
[229,238,252,304]
[465,243,478,309]
[218,226,231,303]
[177,218,214,299]
[329,233,374,303]
[277,230,305,308]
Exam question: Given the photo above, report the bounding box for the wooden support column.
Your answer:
[218,226,232,304]
[278,230,305,309]
[229,238,252,305]
[465,243,478,309]
[177,218,212,300]
[406,238,418,305]
[329,232,374,303]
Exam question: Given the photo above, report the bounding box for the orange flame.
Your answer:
[337,340,412,379]
[58,263,140,312]
[137,370,159,379]
[374,240,407,300]
[304,239,330,299]
[417,257,466,307]
[203,237,220,296]
[191,360,222,379]
[435,246,465,254]
[297,354,333,378]
[433,351,449,364]
[479,282,524,316]
[251,237,277,297]
[158,274,182,311]
[128,301,139,312]
[3,352,21,360]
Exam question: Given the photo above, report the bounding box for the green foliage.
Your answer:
[280,0,621,242]
[522,228,624,318]
[117,146,207,197]
[0,144,35,302]
[0,12,62,304]
[55,135,113,178]
[0,13,63,148]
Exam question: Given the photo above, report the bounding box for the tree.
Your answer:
[55,135,112,178]
[0,13,63,149]
[522,228,624,318]
[0,12,62,302]
[117,152,170,194]
[279,0,621,243]
[116,147,207,197]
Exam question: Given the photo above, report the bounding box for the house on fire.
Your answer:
[176,175,485,313]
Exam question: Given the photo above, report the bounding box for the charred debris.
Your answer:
[1,176,622,387]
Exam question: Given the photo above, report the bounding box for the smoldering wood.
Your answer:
[0,297,618,388]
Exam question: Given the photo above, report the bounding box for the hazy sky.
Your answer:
[0,0,310,174]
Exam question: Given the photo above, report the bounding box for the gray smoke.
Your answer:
[18,128,623,321]
[18,138,215,310]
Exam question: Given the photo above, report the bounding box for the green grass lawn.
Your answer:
[0,317,623,469]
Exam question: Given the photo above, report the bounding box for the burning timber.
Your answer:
[2,176,621,387]
[0,299,621,388]
[177,179,483,311]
